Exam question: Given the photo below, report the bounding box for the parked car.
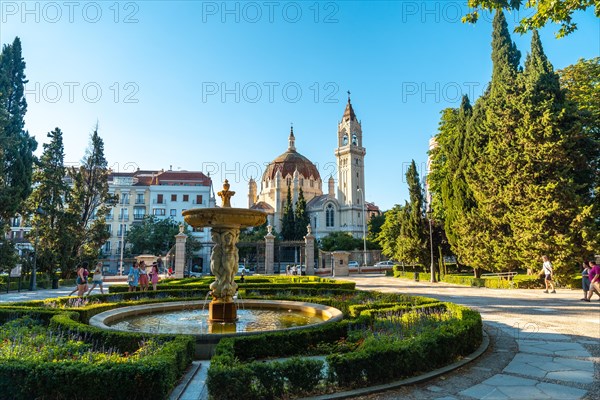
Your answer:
[374,260,398,268]
[237,265,251,275]
[348,261,359,268]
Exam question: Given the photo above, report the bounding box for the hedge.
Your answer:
[207,292,482,399]
[0,310,194,400]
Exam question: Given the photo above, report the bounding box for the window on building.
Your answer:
[299,178,304,187]
[133,207,145,220]
[103,241,111,253]
[117,224,127,237]
[193,227,204,232]
[105,224,111,233]
[352,134,357,145]
[11,217,21,227]
[107,210,113,220]
[157,194,164,204]
[195,195,203,204]
[136,193,144,204]
[355,158,359,165]
[183,194,189,202]
[326,204,335,227]
[153,208,166,216]
[118,208,129,221]
[121,193,130,204]
[286,178,291,186]
[170,209,177,216]
[171,194,177,201]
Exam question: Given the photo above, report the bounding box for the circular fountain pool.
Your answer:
[89,300,343,358]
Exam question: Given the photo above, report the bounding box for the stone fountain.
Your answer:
[182,180,267,322]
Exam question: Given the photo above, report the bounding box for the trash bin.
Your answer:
[414,272,419,282]
[52,277,59,289]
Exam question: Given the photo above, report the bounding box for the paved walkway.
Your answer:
[2,276,598,400]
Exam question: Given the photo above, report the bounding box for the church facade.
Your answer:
[248,97,371,240]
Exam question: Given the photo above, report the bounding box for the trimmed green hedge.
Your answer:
[0,310,194,400]
[207,291,482,399]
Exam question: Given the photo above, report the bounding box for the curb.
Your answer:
[301,329,490,400]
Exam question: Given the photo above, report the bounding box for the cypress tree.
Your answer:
[0,37,37,222]
[463,10,523,272]
[510,31,599,278]
[294,187,310,239]
[280,186,295,240]
[28,128,75,274]
[67,128,117,267]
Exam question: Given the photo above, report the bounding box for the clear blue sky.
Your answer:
[1,1,598,210]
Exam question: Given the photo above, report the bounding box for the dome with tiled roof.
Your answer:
[262,127,321,182]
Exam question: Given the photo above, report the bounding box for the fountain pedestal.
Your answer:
[183,180,266,323]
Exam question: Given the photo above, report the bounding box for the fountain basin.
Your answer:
[182,208,267,229]
[89,300,343,359]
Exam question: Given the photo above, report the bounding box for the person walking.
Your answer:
[150,262,159,291]
[128,262,140,292]
[540,255,556,294]
[584,261,600,302]
[76,262,88,297]
[139,261,149,291]
[87,262,105,295]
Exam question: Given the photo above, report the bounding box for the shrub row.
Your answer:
[0,310,194,400]
[109,280,356,293]
[207,293,482,400]
[326,303,482,387]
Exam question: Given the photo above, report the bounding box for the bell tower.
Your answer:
[335,92,366,207]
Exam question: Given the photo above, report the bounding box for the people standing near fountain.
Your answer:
[151,261,159,291]
[128,262,140,292]
[87,262,104,295]
[76,262,89,297]
[139,261,149,291]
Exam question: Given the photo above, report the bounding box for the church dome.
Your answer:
[262,128,321,182]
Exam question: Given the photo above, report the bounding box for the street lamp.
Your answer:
[357,188,367,274]
[427,206,436,283]
[29,206,45,291]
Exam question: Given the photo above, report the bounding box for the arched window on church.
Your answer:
[286,177,291,186]
[342,135,348,145]
[326,204,334,227]
[352,134,357,145]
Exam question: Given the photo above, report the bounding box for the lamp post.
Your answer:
[118,204,126,276]
[427,206,436,283]
[357,188,367,274]
[29,206,45,291]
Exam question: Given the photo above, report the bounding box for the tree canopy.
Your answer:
[463,0,599,37]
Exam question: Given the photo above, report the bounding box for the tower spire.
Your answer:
[342,91,356,122]
[288,123,296,151]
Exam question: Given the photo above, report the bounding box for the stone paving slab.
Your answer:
[502,353,594,384]
[460,374,587,399]
[516,339,591,358]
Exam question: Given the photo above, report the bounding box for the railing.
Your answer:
[481,272,517,280]
[135,199,145,204]
[153,199,165,204]
[134,214,145,220]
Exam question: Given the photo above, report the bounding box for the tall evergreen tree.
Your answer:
[509,31,599,277]
[0,37,37,223]
[395,161,428,266]
[294,188,310,239]
[67,128,116,267]
[28,128,74,274]
[280,186,295,240]
[463,10,523,272]
[429,96,474,257]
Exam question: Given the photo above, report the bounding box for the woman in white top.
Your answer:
[87,262,105,295]
[540,255,556,294]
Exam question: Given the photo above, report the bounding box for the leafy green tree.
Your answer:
[367,213,385,246]
[294,188,310,239]
[239,220,272,242]
[67,129,117,267]
[0,37,37,224]
[319,231,362,251]
[463,0,599,37]
[126,216,180,255]
[376,205,403,258]
[280,187,296,240]
[28,128,75,274]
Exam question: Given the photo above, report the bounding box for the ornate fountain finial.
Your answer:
[217,180,235,208]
